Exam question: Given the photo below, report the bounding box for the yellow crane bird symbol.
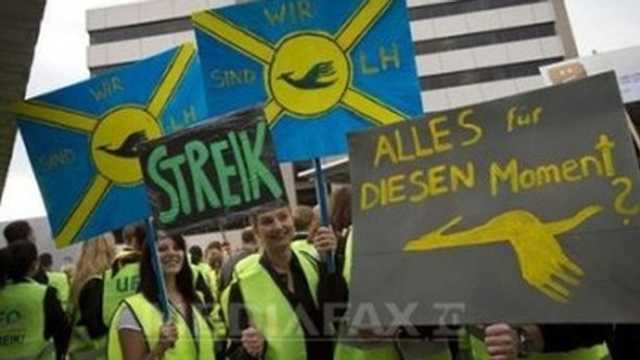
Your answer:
[403,205,603,303]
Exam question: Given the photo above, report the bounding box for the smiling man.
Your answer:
[223,204,348,360]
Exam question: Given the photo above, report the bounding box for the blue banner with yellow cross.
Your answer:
[11,44,209,248]
[192,0,423,161]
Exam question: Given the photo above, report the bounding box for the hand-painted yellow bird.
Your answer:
[278,61,337,89]
[404,205,603,303]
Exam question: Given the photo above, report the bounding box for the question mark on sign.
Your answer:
[612,176,640,225]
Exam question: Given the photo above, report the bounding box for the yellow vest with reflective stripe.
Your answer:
[233,249,320,360]
[469,333,609,360]
[0,281,55,360]
[102,262,140,326]
[335,230,452,360]
[47,272,70,311]
[291,240,319,259]
[107,293,216,360]
[67,275,106,360]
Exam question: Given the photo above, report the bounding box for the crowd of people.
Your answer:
[0,186,639,359]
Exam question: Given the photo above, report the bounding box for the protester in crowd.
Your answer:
[67,235,116,359]
[293,205,317,241]
[0,240,71,359]
[223,203,347,360]
[239,229,259,254]
[39,252,72,311]
[2,219,49,284]
[61,220,149,359]
[108,232,216,359]
[39,252,53,272]
[3,219,36,244]
[190,245,204,266]
[190,244,212,289]
[219,229,259,291]
[206,241,225,273]
[205,239,232,359]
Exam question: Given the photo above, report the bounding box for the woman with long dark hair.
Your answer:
[107,233,216,359]
[0,240,71,360]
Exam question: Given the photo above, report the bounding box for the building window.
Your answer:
[90,17,192,45]
[409,0,547,21]
[420,57,563,90]
[414,22,555,54]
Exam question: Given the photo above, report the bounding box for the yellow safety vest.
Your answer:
[102,262,140,326]
[228,249,321,359]
[0,281,55,360]
[47,272,70,311]
[291,239,319,259]
[107,293,216,360]
[335,230,452,360]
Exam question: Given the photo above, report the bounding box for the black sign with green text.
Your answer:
[347,73,640,325]
[139,106,286,233]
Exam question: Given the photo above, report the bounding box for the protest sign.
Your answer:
[11,44,209,247]
[139,107,287,233]
[540,45,640,104]
[347,73,640,325]
[192,0,423,161]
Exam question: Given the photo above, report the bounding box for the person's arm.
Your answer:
[225,283,265,360]
[78,278,108,338]
[44,287,71,360]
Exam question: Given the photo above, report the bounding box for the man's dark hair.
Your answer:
[241,229,256,245]
[7,240,38,281]
[3,220,33,244]
[189,245,203,265]
[39,253,53,270]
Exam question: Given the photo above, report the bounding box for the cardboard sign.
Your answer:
[347,73,640,325]
[139,107,287,233]
[192,0,423,161]
[11,44,209,247]
[540,45,640,104]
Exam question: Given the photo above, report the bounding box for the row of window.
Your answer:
[89,0,550,45]
[409,0,547,21]
[90,17,192,45]
[414,22,555,55]
[419,56,562,90]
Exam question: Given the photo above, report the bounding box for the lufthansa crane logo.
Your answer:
[11,45,196,247]
[193,0,408,126]
[269,33,350,117]
[404,206,603,303]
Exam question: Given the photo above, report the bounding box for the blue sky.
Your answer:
[1,0,640,221]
